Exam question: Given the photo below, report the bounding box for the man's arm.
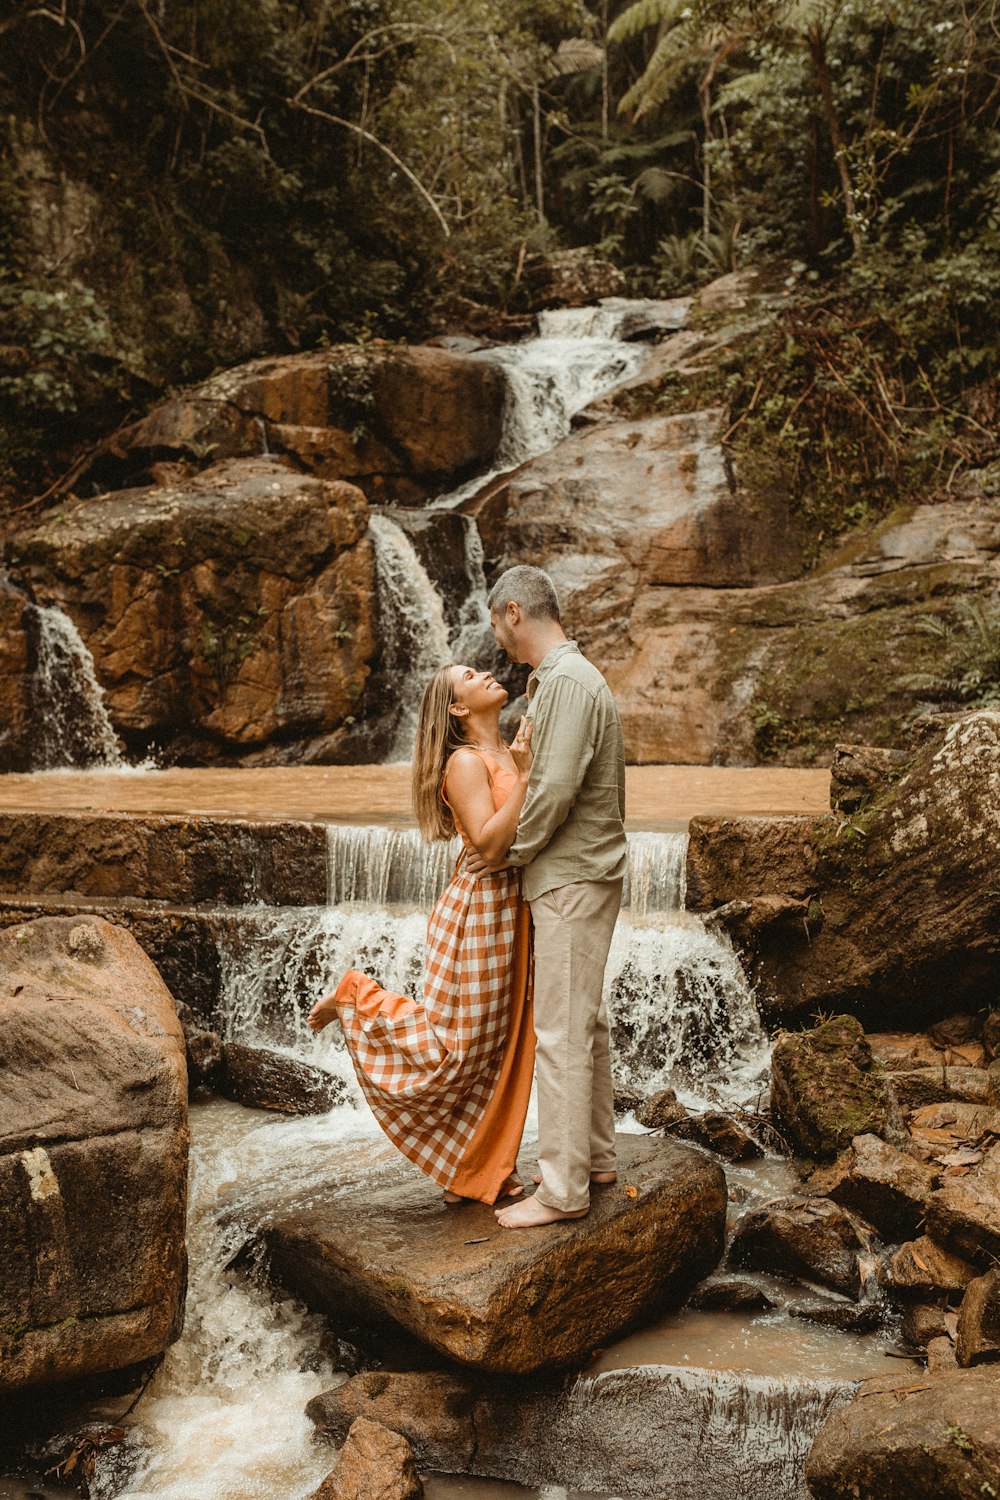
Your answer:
[506,674,596,868]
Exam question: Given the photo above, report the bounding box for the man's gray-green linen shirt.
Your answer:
[506,640,627,901]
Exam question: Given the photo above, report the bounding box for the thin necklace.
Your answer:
[467,739,509,753]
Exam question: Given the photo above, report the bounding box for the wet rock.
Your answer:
[0,809,329,906]
[706,895,815,945]
[901,1302,950,1350]
[925,1142,1000,1265]
[887,1236,978,1298]
[12,457,375,766]
[0,916,187,1390]
[929,1014,983,1048]
[174,999,223,1091]
[869,1033,987,1072]
[635,1087,688,1130]
[671,1111,763,1162]
[686,816,820,911]
[829,744,909,814]
[825,1134,936,1241]
[311,1417,423,1500]
[805,1366,1000,1500]
[926,1334,958,1373]
[220,1041,346,1115]
[309,1364,854,1500]
[956,1269,1000,1368]
[985,1012,1000,1060]
[688,713,1000,1024]
[788,1300,883,1334]
[262,1136,726,1374]
[770,1016,892,1160]
[687,1276,775,1311]
[0,572,33,772]
[891,1067,990,1108]
[729,1196,873,1299]
[989,1059,1000,1105]
[908,1100,1000,1145]
[26,1421,145,1498]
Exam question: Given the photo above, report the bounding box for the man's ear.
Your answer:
[507,601,522,626]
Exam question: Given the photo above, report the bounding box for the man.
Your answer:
[475,564,627,1229]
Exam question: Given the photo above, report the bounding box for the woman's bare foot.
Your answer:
[532,1170,616,1186]
[496,1175,524,1202]
[495,1195,588,1229]
[443,1190,467,1205]
[306,993,339,1032]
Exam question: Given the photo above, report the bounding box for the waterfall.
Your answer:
[325,824,689,916]
[213,827,768,1112]
[30,603,123,769]
[432,307,651,512]
[368,513,451,760]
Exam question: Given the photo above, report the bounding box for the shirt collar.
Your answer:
[526,639,580,699]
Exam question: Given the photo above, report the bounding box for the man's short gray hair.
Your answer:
[486,565,560,622]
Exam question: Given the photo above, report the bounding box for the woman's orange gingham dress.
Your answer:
[330,749,534,1205]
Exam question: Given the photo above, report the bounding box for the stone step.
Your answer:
[257,1133,727,1375]
[0,810,328,908]
[307,1364,856,1500]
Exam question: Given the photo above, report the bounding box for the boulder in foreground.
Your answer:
[312,1417,423,1500]
[805,1366,1000,1499]
[261,1135,726,1374]
[0,916,188,1390]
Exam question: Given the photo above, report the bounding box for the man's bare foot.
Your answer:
[495,1194,588,1229]
[306,993,339,1032]
[532,1170,616,1186]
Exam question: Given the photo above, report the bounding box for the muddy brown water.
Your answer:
[0,765,831,828]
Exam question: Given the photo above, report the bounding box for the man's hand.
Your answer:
[465,851,510,876]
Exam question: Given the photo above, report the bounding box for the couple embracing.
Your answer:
[307,565,627,1230]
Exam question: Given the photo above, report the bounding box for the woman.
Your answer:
[306,663,535,1206]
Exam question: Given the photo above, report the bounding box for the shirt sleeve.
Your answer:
[506,673,596,867]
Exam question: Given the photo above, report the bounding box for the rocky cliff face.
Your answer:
[9,458,376,763]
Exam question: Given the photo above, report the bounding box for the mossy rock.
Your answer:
[771,1015,891,1159]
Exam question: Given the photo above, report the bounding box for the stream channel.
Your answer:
[5,302,914,1500]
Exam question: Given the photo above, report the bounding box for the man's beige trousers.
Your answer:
[529,877,623,1212]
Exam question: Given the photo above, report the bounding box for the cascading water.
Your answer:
[367,302,667,759]
[213,826,768,1111]
[368,513,451,760]
[432,300,654,512]
[30,603,124,769]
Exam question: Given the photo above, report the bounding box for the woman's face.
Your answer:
[449,664,508,716]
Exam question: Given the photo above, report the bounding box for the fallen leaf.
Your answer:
[936,1148,983,1168]
[624,1185,638,1199]
[910,1248,929,1272]
[464,1237,491,1245]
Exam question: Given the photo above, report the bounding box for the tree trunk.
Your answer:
[807,26,862,254]
[533,82,545,223]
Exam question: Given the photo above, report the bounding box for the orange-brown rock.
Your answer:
[311,1418,423,1500]
[118,345,505,501]
[887,1235,978,1298]
[0,916,188,1390]
[261,1134,726,1375]
[0,573,32,771]
[805,1366,1000,1500]
[12,457,375,763]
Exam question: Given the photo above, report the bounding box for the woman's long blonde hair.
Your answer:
[412,664,467,841]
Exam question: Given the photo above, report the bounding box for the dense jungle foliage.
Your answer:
[1,0,998,520]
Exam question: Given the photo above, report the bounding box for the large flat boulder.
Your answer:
[0,915,188,1390]
[805,1366,1000,1499]
[260,1135,726,1375]
[308,1364,855,1500]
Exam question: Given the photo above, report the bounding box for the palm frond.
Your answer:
[607,0,685,46]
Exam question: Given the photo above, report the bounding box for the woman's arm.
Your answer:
[444,721,533,864]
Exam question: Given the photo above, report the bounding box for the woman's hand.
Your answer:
[509,715,533,777]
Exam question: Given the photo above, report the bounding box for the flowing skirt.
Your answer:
[332,859,534,1205]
